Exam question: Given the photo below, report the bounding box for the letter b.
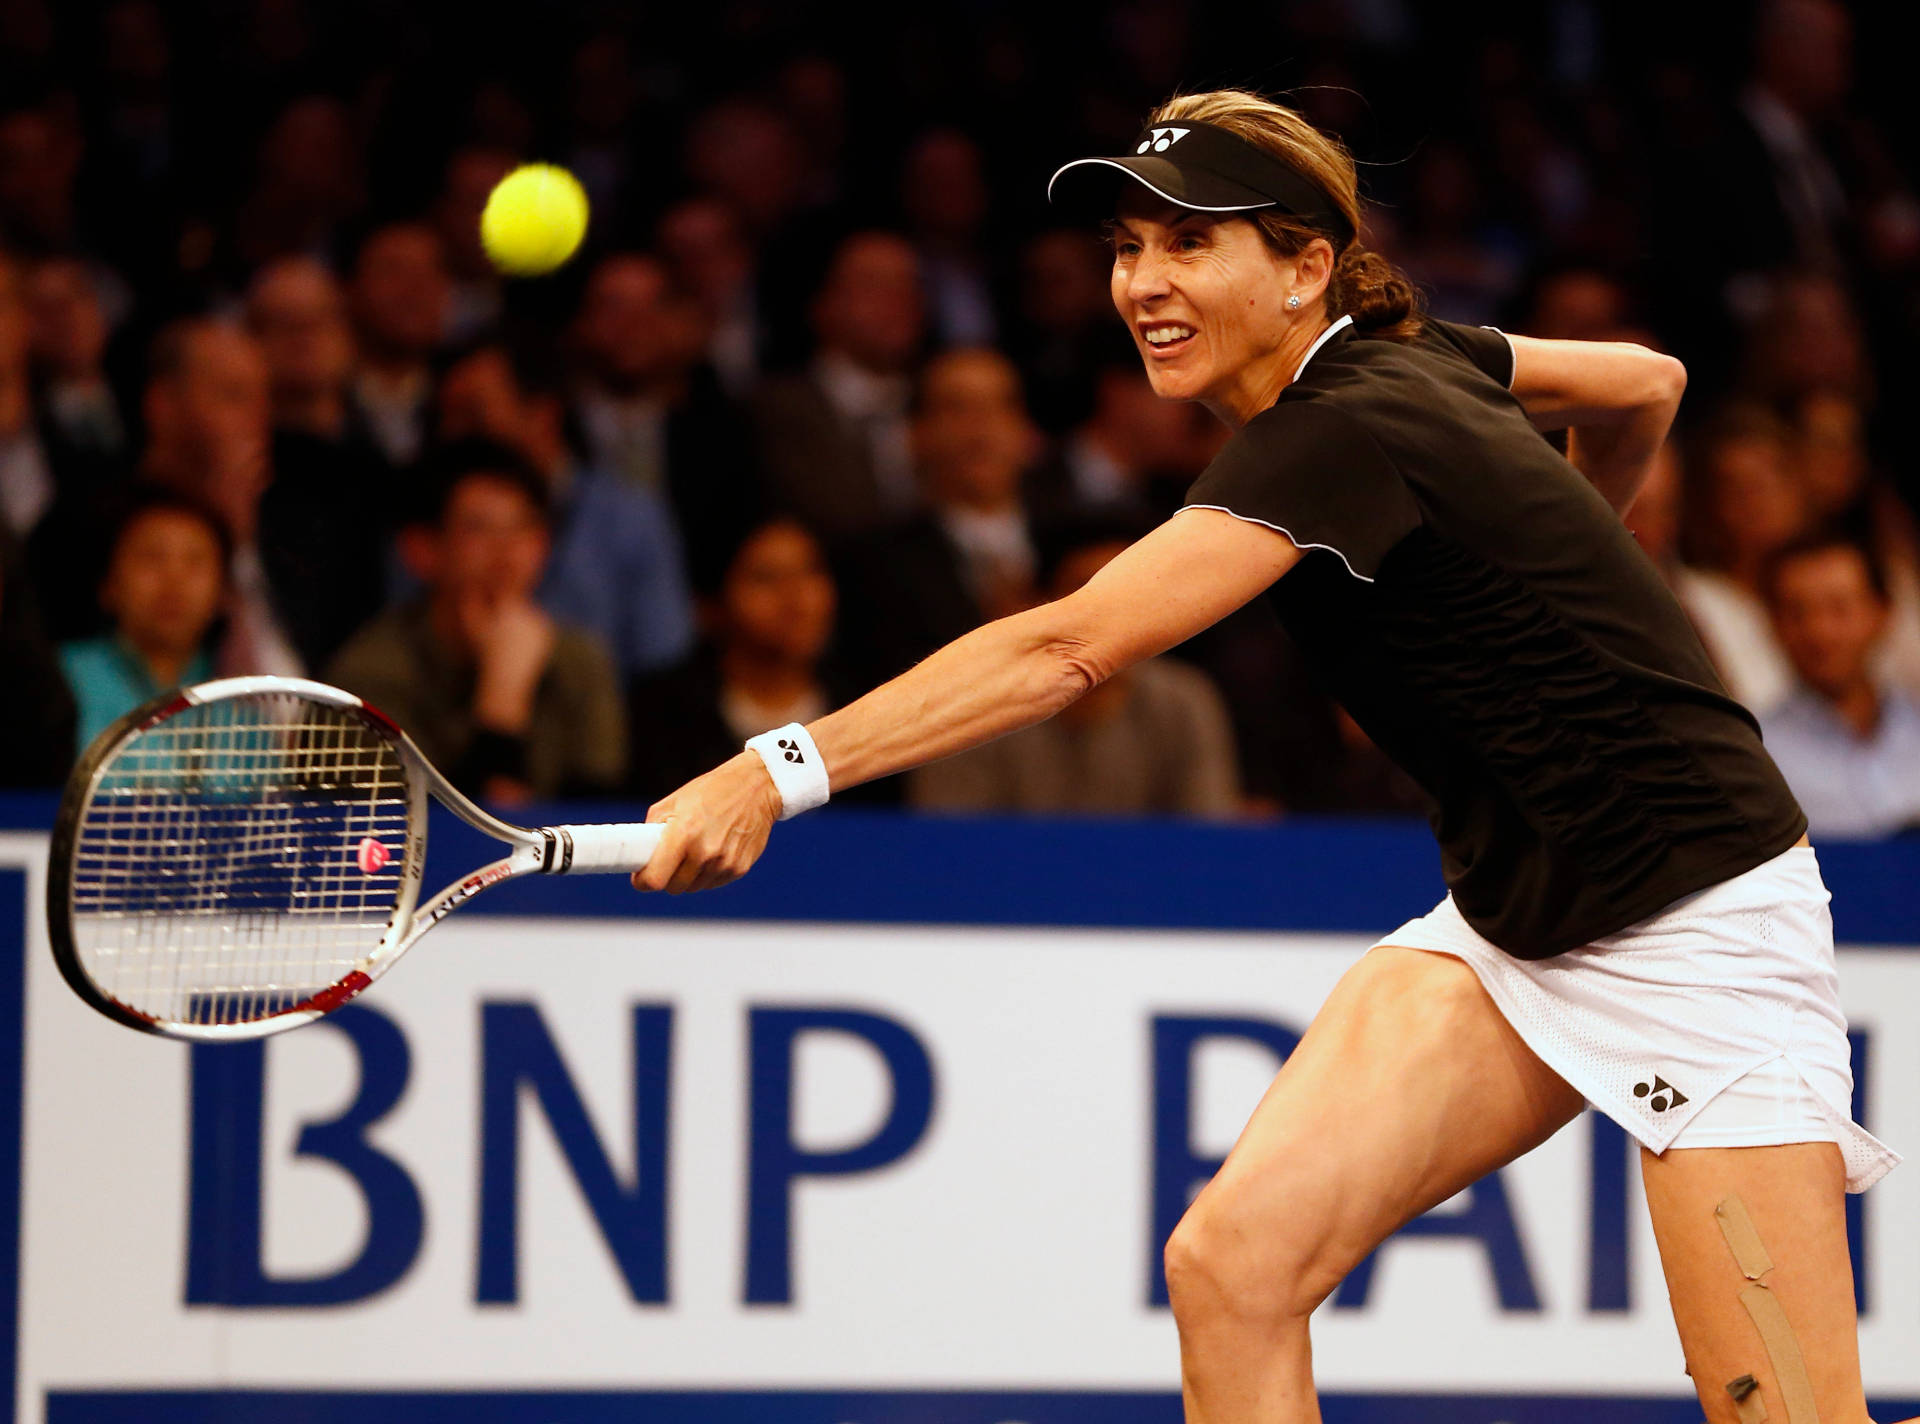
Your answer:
[185,1005,423,1306]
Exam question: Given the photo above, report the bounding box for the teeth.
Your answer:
[1144,325,1194,345]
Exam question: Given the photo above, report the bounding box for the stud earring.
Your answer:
[1287,295,1302,309]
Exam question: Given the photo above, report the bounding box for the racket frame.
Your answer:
[46,676,610,1042]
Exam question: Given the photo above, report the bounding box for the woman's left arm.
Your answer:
[631,508,1303,894]
[1506,334,1687,515]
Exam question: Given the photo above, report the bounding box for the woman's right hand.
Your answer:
[631,752,784,895]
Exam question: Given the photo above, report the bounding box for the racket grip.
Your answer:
[544,822,666,873]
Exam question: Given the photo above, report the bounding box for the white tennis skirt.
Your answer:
[1377,845,1899,1192]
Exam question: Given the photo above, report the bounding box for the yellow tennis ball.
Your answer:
[480,163,590,277]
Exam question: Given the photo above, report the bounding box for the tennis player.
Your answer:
[632,90,1899,1422]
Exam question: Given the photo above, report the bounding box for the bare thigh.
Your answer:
[1641,1142,1871,1424]
[1179,944,1585,1309]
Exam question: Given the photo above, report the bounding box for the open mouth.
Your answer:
[1140,322,1195,357]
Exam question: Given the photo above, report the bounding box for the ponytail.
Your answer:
[1328,245,1425,343]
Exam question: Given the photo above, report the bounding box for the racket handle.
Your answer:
[544,822,666,873]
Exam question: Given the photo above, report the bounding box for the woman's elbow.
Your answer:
[1042,634,1115,707]
[1645,350,1687,408]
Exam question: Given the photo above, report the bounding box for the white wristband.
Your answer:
[745,723,830,820]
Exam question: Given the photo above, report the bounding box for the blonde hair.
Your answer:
[1149,89,1425,342]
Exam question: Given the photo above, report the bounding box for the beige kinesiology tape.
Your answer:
[1713,1194,1819,1424]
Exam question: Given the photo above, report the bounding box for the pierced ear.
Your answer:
[1291,238,1336,299]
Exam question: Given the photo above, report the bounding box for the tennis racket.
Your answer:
[46,675,664,1042]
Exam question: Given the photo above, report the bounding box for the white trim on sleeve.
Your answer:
[1178,502,1374,584]
[1481,325,1518,390]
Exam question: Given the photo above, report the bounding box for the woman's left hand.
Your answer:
[631,752,784,895]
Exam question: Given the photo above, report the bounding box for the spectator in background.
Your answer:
[1740,273,1872,411]
[1760,532,1920,837]
[133,318,300,674]
[683,97,807,243]
[232,95,364,272]
[753,230,924,542]
[1008,227,1115,436]
[328,442,625,804]
[246,255,358,440]
[910,510,1240,818]
[681,97,825,358]
[346,220,449,469]
[569,251,759,583]
[438,339,695,677]
[244,256,388,669]
[0,248,57,541]
[1049,358,1209,516]
[561,31,638,223]
[87,0,178,237]
[434,145,513,345]
[836,346,1037,686]
[1675,404,1805,711]
[1737,0,1857,282]
[658,196,763,398]
[58,489,224,751]
[1788,389,1920,695]
[0,523,75,784]
[0,98,83,255]
[1390,138,1521,327]
[627,516,868,802]
[1518,265,1633,343]
[24,256,125,459]
[774,55,850,215]
[901,127,996,347]
[1697,0,1917,334]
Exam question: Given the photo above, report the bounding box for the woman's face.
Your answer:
[722,521,836,666]
[1108,191,1309,416]
[1708,435,1804,564]
[102,509,226,656]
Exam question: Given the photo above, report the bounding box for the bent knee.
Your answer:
[1164,1192,1343,1328]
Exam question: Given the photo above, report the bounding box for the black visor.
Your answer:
[1048,120,1354,247]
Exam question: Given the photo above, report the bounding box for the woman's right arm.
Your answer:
[1506,334,1686,516]
[632,508,1304,893]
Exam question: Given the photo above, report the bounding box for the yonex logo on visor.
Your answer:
[1048,118,1356,246]
[1137,127,1191,153]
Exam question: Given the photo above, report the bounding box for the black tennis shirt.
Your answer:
[1183,316,1807,958]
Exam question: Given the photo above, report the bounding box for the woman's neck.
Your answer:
[123,634,196,691]
[1207,315,1333,430]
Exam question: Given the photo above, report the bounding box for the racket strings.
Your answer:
[67,693,412,1027]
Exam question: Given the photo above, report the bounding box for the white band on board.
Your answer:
[745,723,831,820]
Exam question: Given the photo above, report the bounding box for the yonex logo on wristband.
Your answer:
[747,723,829,819]
[1136,126,1191,154]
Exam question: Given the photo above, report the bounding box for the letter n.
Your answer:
[476,1002,673,1303]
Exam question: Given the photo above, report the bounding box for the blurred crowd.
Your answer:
[2,0,1918,836]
